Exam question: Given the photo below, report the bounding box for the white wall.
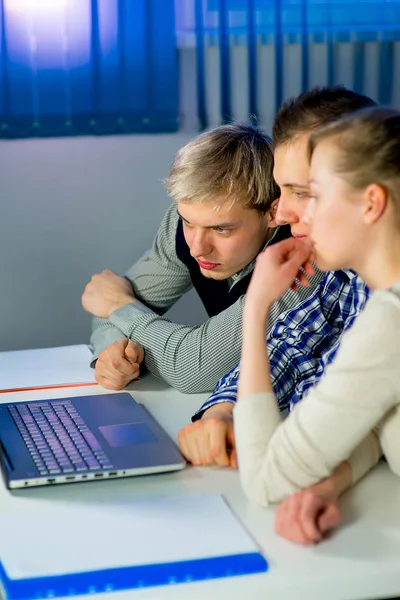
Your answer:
[0,134,207,351]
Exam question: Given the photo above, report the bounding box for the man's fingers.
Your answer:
[106,347,140,376]
[125,341,145,365]
[208,420,231,467]
[230,448,238,470]
[296,268,311,287]
[100,356,137,378]
[190,432,206,466]
[177,426,199,464]
[126,362,140,380]
[303,260,315,277]
[95,374,123,391]
[177,428,191,461]
[177,419,235,468]
[96,360,138,388]
[177,424,206,466]
[226,424,238,468]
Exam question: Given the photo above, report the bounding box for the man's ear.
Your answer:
[363,183,388,225]
[268,198,280,228]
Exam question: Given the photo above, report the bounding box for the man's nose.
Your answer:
[190,230,212,257]
[275,196,299,226]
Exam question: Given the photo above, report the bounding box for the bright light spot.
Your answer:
[5,0,70,11]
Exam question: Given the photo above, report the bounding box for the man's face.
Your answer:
[177,199,271,279]
[273,134,312,240]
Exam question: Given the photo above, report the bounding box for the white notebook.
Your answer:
[0,345,96,392]
[0,494,267,597]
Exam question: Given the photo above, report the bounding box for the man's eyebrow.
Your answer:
[279,183,310,189]
[177,210,240,229]
[177,209,189,223]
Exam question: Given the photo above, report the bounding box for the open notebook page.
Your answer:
[0,345,96,392]
[0,494,265,580]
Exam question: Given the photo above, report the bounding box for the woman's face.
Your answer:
[305,141,368,272]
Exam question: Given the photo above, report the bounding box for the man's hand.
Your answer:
[95,339,144,390]
[178,403,237,468]
[245,238,315,317]
[82,270,135,318]
[275,489,341,545]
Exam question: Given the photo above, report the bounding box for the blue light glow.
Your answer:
[5,0,70,12]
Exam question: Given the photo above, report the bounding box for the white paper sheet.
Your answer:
[0,345,96,391]
[0,495,261,579]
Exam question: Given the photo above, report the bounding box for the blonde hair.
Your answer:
[308,106,400,220]
[164,122,279,213]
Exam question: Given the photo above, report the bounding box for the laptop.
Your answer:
[0,392,185,489]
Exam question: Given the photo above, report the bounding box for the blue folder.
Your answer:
[0,494,268,599]
[0,553,267,599]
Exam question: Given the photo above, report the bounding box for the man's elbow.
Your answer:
[167,375,211,395]
[153,364,214,394]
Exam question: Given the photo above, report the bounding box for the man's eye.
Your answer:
[293,191,309,198]
[215,227,228,233]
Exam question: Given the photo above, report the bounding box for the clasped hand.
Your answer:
[82,269,135,318]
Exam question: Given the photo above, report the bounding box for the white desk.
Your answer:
[1,375,400,600]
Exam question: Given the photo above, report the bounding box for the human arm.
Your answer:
[94,266,323,395]
[191,268,331,418]
[275,431,382,544]
[274,462,349,545]
[88,203,193,361]
[235,240,398,505]
[89,209,323,393]
[235,294,398,506]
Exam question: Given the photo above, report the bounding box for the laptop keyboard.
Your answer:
[8,400,113,476]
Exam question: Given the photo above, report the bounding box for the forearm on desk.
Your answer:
[234,393,383,506]
[90,318,127,364]
[90,205,193,361]
[108,299,245,394]
[310,432,382,500]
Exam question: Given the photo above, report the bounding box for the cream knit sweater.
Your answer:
[234,283,400,506]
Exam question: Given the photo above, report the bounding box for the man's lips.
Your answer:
[197,259,221,270]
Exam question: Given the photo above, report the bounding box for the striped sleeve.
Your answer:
[91,203,324,393]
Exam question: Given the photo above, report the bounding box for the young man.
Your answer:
[82,123,323,393]
[178,86,376,475]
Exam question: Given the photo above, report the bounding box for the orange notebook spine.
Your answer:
[0,382,99,394]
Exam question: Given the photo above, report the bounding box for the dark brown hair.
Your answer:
[273,85,377,147]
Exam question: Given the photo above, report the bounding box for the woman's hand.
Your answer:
[245,238,314,316]
[275,488,341,545]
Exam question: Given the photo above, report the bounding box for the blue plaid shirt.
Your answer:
[192,270,369,420]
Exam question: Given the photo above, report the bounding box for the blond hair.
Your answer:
[164,122,279,213]
[308,106,400,221]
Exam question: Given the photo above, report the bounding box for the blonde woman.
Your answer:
[235,106,400,542]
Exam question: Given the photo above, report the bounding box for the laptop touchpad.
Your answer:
[99,423,158,447]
